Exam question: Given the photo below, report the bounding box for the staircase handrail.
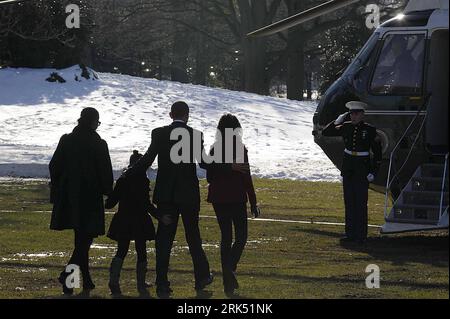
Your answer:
[439,153,449,219]
[384,95,431,218]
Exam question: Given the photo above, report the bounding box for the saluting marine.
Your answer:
[322,101,382,243]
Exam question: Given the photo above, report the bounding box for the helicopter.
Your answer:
[248,0,449,234]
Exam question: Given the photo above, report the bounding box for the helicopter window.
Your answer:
[370,33,425,96]
[342,32,379,79]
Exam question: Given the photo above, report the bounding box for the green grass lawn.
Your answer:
[0,178,448,299]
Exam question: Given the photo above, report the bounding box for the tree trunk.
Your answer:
[306,72,312,100]
[238,0,270,95]
[286,30,305,100]
[194,4,207,85]
[285,0,306,101]
[80,44,93,67]
[242,38,269,95]
[171,31,190,83]
[157,49,163,81]
[170,0,190,83]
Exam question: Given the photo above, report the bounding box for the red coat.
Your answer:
[206,146,257,206]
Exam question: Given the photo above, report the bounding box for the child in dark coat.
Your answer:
[105,150,158,296]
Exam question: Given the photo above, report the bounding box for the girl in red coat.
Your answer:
[206,114,260,295]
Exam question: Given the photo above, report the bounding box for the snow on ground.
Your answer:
[0,65,340,181]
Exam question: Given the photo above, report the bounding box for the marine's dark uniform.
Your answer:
[322,120,382,241]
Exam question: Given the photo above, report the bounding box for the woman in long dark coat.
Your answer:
[206,114,260,295]
[105,150,157,296]
[49,107,113,294]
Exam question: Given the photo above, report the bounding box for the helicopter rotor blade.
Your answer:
[0,0,33,6]
[247,0,360,38]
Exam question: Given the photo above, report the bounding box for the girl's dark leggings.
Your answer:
[115,239,147,262]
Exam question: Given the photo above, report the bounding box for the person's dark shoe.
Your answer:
[58,270,74,296]
[195,272,214,291]
[82,272,96,291]
[224,282,236,295]
[108,257,123,296]
[83,281,96,291]
[223,270,239,295]
[224,286,236,296]
[137,261,152,295]
[156,282,173,298]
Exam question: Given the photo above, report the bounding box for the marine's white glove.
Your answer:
[334,112,349,125]
[367,173,375,182]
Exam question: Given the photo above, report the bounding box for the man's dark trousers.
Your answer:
[343,174,369,241]
[155,203,210,286]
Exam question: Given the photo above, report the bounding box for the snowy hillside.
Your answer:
[0,65,340,181]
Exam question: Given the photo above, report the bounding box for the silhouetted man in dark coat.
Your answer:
[49,107,113,294]
[126,101,247,297]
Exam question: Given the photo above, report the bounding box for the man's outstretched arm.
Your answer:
[125,129,159,176]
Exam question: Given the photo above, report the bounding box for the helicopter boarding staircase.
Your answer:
[381,101,449,234]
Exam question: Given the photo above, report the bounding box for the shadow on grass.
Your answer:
[43,290,105,299]
[2,260,447,294]
[293,227,449,267]
[342,235,449,267]
[43,290,157,300]
[193,290,213,299]
[0,217,27,226]
[294,228,343,239]
[190,290,252,300]
[225,291,251,299]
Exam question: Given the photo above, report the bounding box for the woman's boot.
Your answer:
[108,257,123,295]
[136,261,150,295]
[80,262,95,290]
[58,268,74,295]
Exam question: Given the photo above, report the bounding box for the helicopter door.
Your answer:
[426,29,449,154]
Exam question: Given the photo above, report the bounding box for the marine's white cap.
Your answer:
[345,101,367,111]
